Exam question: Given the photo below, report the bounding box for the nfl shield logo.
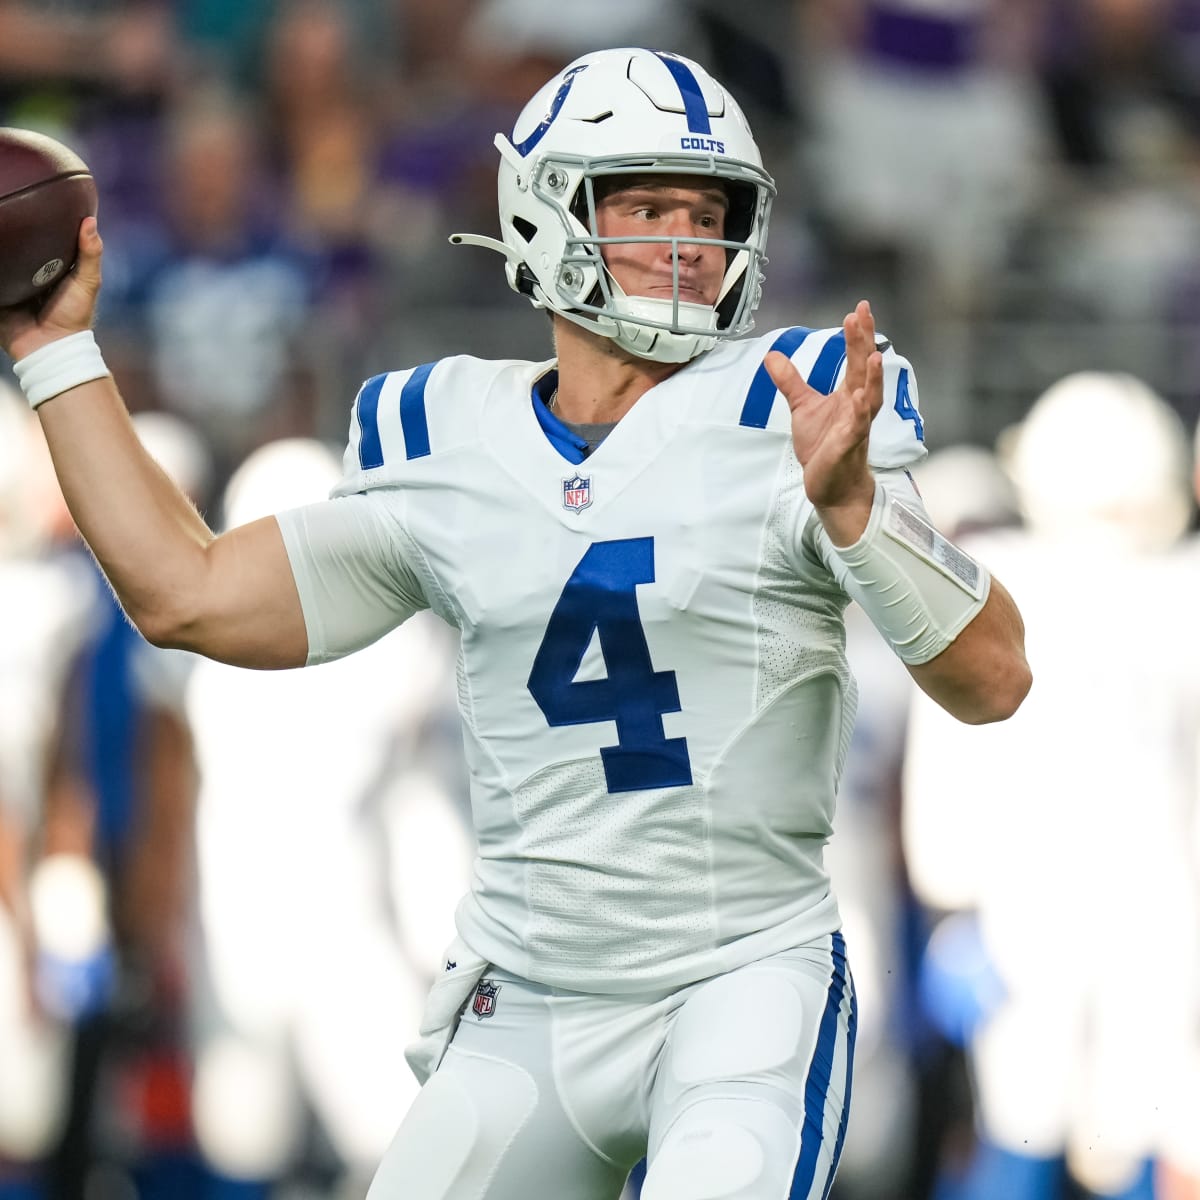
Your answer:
[562,473,592,513]
[472,979,500,1020]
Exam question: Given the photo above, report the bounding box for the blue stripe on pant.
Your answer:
[790,931,857,1200]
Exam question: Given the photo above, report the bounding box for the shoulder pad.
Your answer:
[335,356,531,494]
[735,326,927,467]
[352,362,438,472]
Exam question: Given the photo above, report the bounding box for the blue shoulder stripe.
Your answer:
[356,374,387,470]
[355,362,436,469]
[738,327,812,428]
[400,362,435,460]
[808,333,847,396]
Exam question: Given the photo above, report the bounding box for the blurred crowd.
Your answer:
[1,2,1200,1199]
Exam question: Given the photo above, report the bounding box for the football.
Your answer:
[0,127,97,308]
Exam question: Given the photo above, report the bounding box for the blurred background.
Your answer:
[1,2,1199,1199]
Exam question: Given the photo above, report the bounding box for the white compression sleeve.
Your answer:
[815,474,990,665]
[275,492,430,665]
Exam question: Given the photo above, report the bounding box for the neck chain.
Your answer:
[548,388,559,414]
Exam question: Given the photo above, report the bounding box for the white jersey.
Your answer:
[277,325,929,993]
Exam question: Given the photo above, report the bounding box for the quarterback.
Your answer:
[0,48,1029,1200]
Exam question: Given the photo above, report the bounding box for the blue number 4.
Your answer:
[894,367,924,441]
[528,538,693,794]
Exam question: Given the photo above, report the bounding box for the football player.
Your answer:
[185,437,466,1196]
[904,373,1200,1200]
[0,47,1029,1200]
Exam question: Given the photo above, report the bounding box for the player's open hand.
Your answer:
[764,300,883,545]
[0,217,103,363]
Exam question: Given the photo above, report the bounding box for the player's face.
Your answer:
[593,178,728,307]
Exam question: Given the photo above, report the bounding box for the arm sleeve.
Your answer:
[803,469,989,664]
[275,492,430,666]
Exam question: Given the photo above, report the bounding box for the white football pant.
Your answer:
[368,934,856,1200]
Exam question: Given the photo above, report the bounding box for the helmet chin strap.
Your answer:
[603,274,718,363]
[717,249,750,306]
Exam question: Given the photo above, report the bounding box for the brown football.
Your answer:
[0,127,97,307]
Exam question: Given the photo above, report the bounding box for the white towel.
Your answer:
[404,936,490,1085]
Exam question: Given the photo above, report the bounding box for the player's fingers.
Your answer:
[856,299,875,344]
[73,217,103,287]
[844,301,877,390]
[77,217,102,261]
[862,350,884,417]
[765,350,812,411]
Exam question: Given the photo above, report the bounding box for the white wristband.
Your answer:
[13,330,111,409]
[825,482,990,665]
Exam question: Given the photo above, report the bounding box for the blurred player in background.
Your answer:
[0,383,84,1196]
[903,372,1200,1200]
[35,411,209,1200]
[828,441,1024,1200]
[185,436,465,1200]
[0,46,1029,1200]
[818,589,920,1200]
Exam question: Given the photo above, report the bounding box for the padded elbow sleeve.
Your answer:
[823,482,989,665]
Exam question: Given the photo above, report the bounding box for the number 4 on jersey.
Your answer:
[527,538,692,794]
[894,367,924,441]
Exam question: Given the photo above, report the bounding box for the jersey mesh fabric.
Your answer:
[510,758,711,974]
[754,450,852,714]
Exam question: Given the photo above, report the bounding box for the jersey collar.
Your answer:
[530,370,588,465]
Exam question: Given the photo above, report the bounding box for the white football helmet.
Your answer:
[1006,371,1193,553]
[451,47,776,363]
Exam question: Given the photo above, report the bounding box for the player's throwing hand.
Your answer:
[764,299,884,544]
[0,217,103,363]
